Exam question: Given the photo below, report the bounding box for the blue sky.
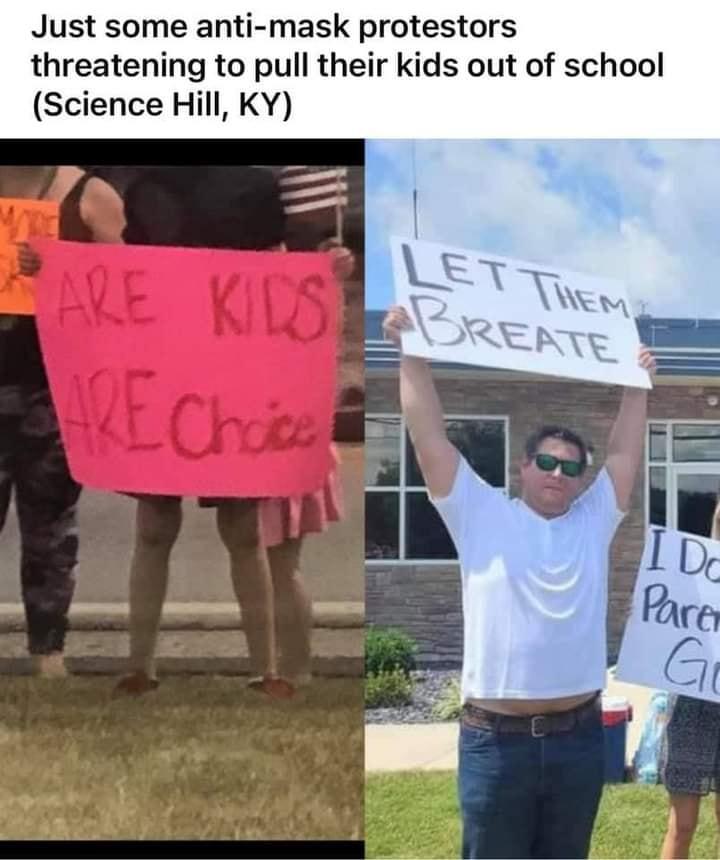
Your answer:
[366,140,720,317]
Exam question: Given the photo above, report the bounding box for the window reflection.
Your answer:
[405,492,456,560]
[365,493,399,559]
[649,424,667,462]
[365,416,400,486]
[673,425,720,462]
[406,420,505,487]
[649,467,666,527]
[676,474,720,537]
[366,415,507,562]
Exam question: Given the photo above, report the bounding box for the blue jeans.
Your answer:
[458,710,605,859]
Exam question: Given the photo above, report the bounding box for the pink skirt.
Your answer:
[259,447,343,548]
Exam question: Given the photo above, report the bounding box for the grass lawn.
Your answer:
[366,772,719,859]
[0,676,363,840]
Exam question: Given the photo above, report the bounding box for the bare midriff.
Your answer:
[466,691,597,716]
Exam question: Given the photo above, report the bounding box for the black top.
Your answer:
[0,172,94,388]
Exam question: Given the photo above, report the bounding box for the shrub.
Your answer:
[432,676,462,721]
[365,670,414,709]
[365,626,417,677]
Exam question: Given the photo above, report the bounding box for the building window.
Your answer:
[365,415,508,561]
[672,424,720,462]
[646,421,720,538]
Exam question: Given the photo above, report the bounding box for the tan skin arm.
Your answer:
[604,345,657,512]
[16,175,126,275]
[383,305,459,498]
[79,176,126,243]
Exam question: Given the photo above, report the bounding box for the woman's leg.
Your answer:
[120,496,182,688]
[267,537,312,683]
[661,793,701,859]
[216,500,288,692]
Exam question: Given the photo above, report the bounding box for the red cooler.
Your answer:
[602,696,633,782]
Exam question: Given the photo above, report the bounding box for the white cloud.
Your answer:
[367,139,720,317]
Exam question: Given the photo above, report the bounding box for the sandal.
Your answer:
[247,675,295,699]
[113,671,160,697]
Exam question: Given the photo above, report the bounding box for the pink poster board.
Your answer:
[33,240,337,497]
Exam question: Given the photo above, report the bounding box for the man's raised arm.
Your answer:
[383,306,459,498]
[605,345,657,512]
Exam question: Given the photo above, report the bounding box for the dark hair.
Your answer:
[524,425,589,471]
[122,166,286,250]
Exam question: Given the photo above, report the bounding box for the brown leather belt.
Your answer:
[461,693,601,738]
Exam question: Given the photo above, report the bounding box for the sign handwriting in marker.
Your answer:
[32,239,337,497]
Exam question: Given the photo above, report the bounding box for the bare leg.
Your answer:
[268,537,312,683]
[124,497,182,684]
[216,500,282,684]
[661,793,701,859]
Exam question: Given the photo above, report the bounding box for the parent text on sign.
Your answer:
[618,528,720,702]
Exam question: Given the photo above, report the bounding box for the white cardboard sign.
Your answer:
[617,527,720,703]
[391,237,651,389]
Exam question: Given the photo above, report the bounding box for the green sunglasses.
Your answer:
[534,453,585,478]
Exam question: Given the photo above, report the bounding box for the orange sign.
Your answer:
[0,197,59,314]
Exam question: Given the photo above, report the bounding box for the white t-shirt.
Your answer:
[431,456,625,702]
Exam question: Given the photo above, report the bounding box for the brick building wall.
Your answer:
[366,370,720,666]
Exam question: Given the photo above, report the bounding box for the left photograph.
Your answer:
[0,155,364,843]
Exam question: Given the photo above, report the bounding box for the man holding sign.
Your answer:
[392,237,651,390]
[0,165,124,677]
[383,301,655,859]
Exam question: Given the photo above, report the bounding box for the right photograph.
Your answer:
[364,139,720,860]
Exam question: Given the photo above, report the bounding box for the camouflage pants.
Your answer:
[0,385,81,653]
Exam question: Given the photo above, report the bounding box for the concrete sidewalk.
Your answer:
[365,670,654,772]
[0,600,363,630]
[0,600,363,676]
[0,442,363,676]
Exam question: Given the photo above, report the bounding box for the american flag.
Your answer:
[277,166,348,215]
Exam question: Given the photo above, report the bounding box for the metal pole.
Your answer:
[335,167,344,243]
[412,141,419,239]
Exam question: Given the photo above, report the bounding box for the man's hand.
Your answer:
[638,344,657,380]
[382,305,413,347]
[15,242,41,277]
